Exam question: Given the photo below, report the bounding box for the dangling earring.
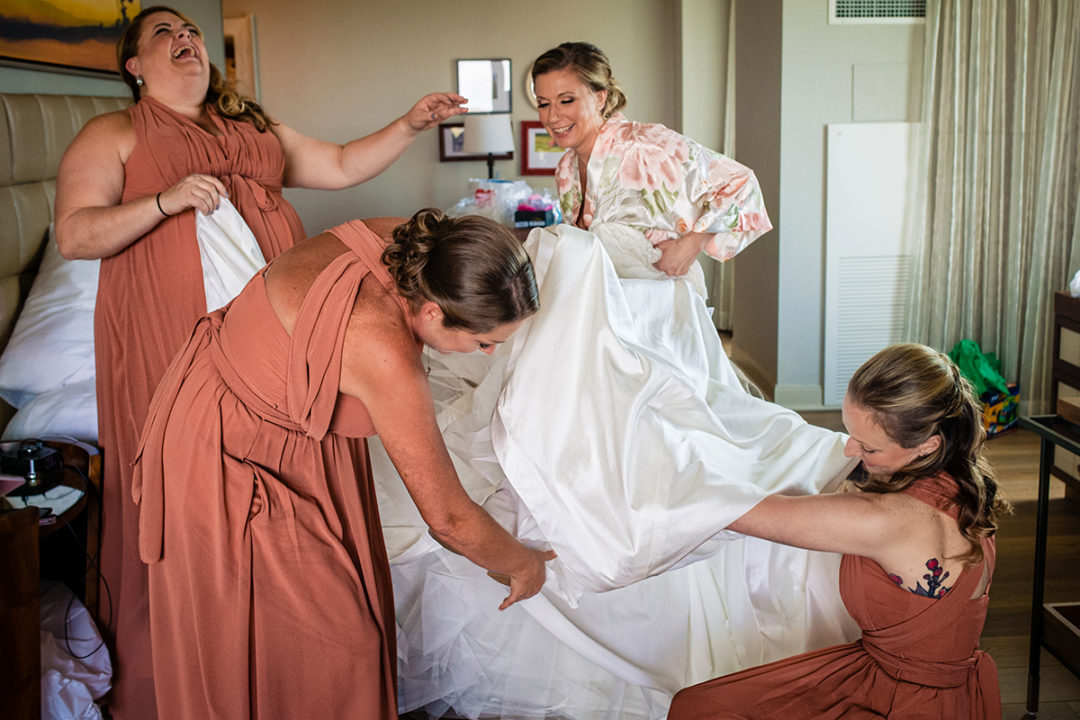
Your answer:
[136,76,144,87]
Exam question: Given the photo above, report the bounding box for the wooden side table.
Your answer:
[0,506,41,720]
[0,439,102,720]
[41,440,103,619]
[1020,414,1080,717]
[1051,292,1080,500]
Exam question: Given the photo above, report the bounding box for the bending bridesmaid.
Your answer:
[132,209,554,719]
[668,343,1009,719]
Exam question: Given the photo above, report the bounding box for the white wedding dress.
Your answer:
[372,223,860,719]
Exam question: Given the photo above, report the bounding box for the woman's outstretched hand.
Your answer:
[403,92,468,133]
[498,547,557,611]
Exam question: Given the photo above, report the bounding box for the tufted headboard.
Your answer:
[0,93,130,429]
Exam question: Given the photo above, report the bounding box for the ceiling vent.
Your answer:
[829,0,926,24]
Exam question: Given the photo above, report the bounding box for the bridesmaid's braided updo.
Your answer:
[382,209,539,333]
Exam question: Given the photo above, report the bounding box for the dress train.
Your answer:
[372,223,860,718]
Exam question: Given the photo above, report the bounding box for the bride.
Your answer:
[371,221,860,719]
[373,40,860,720]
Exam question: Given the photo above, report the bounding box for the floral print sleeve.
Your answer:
[555,114,772,263]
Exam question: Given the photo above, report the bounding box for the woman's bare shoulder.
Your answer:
[77,108,133,139]
[64,109,134,160]
[362,216,407,242]
[339,271,421,400]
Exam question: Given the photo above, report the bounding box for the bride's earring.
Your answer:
[136,75,144,87]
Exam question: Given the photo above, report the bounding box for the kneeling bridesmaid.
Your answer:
[669,343,1008,720]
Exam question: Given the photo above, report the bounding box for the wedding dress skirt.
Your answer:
[372,223,860,719]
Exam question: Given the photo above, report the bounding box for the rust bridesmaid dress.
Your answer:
[132,220,402,719]
[95,96,305,718]
[667,474,1002,720]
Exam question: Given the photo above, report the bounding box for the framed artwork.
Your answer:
[456,58,511,113]
[521,121,568,175]
[438,122,513,162]
[0,0,140,76]
[223,14,258,101]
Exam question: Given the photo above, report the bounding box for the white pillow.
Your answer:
[0,225,99,408]
[1,378,98,443]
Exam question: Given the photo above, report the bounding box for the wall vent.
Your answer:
[828,255,912,406]
[829,0,925,24]
[824,123,917,407]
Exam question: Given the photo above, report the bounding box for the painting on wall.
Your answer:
[521,120,567,175]
[438,122,513,163]
[223,14,258,101]
[0,0,141,76]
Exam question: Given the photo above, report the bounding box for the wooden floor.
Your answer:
[403,416,1080,719]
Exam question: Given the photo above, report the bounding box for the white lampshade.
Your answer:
[463,113,514,155]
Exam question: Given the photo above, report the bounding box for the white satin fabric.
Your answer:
[194,197,266,312]
[372,223,861,719]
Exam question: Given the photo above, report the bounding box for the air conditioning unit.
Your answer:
[829,0,926,25]
[823,123,918,406]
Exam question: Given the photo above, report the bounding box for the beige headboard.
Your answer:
[0,93,130,428]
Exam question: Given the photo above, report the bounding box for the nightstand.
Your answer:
[0,439,102,720]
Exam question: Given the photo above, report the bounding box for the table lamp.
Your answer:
[463,113,514,179]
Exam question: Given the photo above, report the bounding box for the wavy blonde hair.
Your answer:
[847,343,1011,564]
[118,6,274,131]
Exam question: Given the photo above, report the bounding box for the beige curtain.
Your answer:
[701,0,738,330]
[909,0,1080,414]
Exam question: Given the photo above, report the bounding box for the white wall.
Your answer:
[731,0,923,407]
[220,0,680,234]
[678,0,729,151]
[774,0,922,408]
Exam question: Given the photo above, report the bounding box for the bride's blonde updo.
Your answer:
[382,209,539,333]
[531,42,628,120]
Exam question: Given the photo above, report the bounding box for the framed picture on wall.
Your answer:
[0,0,137,76]
[521,121,568,175]
[223,14,259,101]
[438,122,513,162]
[456,58,511,114]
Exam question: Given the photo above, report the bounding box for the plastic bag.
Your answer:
[40,581,112,720]
[445,179,535,226]
[947,339,1009,397]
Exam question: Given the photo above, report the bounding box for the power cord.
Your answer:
[57,461,112,661]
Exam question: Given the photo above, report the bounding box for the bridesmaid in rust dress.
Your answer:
[133,209,554,719]
[669,343,1009,720]
[53,7,465,717]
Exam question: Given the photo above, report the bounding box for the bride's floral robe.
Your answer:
[555,113,773,261]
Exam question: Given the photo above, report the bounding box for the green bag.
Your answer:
[947,339,1010,397]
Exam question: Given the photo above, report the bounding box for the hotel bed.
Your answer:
[0,93,127,444]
